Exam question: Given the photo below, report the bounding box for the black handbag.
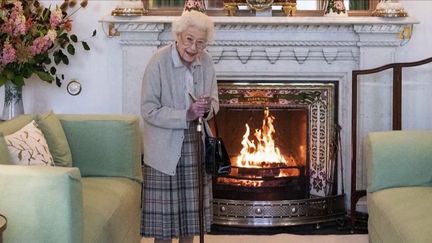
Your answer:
[204,110,231,176]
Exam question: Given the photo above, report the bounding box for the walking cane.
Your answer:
[189,92,206,243]
[197,117,205,243]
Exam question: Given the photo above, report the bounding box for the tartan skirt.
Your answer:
[140,122,213,240]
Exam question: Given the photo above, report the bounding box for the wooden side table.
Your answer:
[0,214,6,243]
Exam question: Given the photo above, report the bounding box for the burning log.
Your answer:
[232,166,302,178]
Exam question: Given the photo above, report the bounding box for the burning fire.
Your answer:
[236,108,295,168]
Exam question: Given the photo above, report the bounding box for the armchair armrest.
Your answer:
[366,131,432,193]
[0,165,83,243]
[58,115,143,182]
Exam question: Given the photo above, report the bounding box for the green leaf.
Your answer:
[22,67,32,78]
[61,54,69,65]
[42,8,49,20]
[5,69,15,80]
[56,76,62,87]
[60,41,67,49]
[62,35,70,43]
[70,34,78,42]
[58,32,69,44]
[43,56,52,65]
[13,75,25,87]
[50,67,57,75]
[35,71,54,82]
[67,44,75,55]
[0,74,7,86]
[54,52,61,65]
[92,30,97,37]
[82,41,90,51]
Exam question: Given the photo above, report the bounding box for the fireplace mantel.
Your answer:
[102,16,418,49]
[100,15,418,110]
[100,15,418,200]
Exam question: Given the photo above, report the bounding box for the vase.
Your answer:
[2,80,24,120]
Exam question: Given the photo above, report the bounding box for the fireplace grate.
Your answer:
[213,195,345,227]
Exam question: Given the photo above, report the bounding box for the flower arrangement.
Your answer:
[0,0,96,88]
[183,0,206,13]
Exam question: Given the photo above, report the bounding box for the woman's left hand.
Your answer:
[186,99,209,121]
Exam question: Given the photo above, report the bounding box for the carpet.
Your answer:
[141,234,369,243]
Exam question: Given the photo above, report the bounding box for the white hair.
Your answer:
[172,11,215,42]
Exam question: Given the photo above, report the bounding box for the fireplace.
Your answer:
[214,107,308,201]
[211,81,345,227]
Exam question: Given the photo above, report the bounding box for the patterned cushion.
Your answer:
[4,120,54,166]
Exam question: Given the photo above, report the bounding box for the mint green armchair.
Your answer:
[366,131,432,243]
[0,115,143,243]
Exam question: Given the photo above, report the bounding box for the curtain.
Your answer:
[318,0,327,10]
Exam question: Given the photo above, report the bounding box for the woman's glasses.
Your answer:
[180,35,207,50]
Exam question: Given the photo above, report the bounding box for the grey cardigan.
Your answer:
[141,44,219,175]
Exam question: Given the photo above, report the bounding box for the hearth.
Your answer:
[212,81,345,227]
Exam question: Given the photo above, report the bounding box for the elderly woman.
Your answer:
[140,10,219,243]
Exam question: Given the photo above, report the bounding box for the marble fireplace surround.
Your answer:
[101,16,418,205]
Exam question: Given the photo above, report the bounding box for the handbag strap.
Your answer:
[204,106,220,138]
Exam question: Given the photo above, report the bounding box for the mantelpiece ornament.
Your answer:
[111,7,147,16]
[111,0,147,16]
[372,0,408,18]
[222,1,297,16]
[246,0,274,11]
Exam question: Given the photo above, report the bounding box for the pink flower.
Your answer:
[9,1,23,20]
[1,2,27,37]
[1,43,17,65]
[46,30,58,42]
[335,1,346,11]
[50,8,63,28]
[64,19,73,32]
[30,34,54,56]
[13,14,27,36]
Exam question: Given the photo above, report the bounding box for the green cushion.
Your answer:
[81,177,141,243]
[0,133,11,165]
[366,131,432,192]
[37,112,73,167]
[0,115,34,135]
[59,115,142,182]
[368,187,432,243]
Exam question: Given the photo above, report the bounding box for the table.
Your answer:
[0,214,6,243]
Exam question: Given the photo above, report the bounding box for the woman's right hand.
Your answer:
[187,99,209,121]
